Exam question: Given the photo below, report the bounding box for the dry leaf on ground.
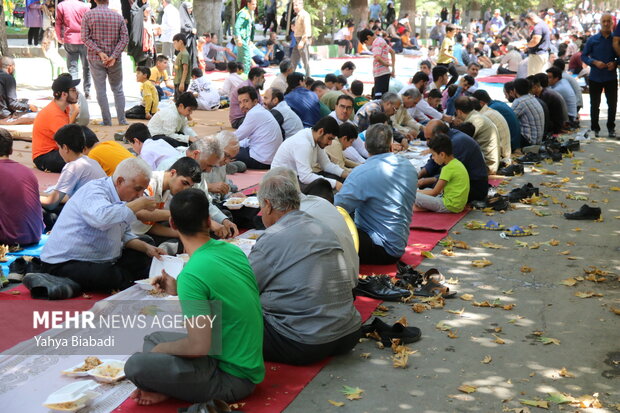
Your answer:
[482,355,492,364]
[447,330,459,339]
[574,291,603,298]
[446,308,465,315]
[539,337,561,345]
[341,386,364,401]
[480,241,505,249]
[519,399,549,409]
[472,258,492,268]
[561,278,579,286]
[492,334,505,344]
[460,294,474,301]
[458,384,477,394]
[328,400,345,407]
[411,303,430,313]
[520,265,533,273]
[559,367,575,378]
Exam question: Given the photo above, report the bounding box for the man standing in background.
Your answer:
[234,0,257,75]
[160,0,180,74]
[290,0,311,77]
[55,0,91,98]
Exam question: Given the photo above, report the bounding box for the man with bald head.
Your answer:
[418,119,489,202]
[0,56,38,124]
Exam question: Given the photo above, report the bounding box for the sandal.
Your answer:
[413,278,456,298]
[482,220,505,230]
[502,225,533,237]
[362,317,422,346]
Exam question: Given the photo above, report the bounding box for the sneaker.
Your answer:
[516,152,542,164]
[497,163,524,176]
[564,204,602,220]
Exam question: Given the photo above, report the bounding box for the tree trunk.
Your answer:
[400,0,417,33]
[350,0,368,29]
[0,1,9,56]
[194,0,223,38]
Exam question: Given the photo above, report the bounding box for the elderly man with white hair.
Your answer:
[40,157,166,292]
[335,124,417,265]
[249,172,361,365]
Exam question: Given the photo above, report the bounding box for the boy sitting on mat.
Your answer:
[414,133,470,213]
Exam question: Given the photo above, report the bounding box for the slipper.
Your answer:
[482,220,505,230]
[422,268,445,284]
[413,278,456,298]
[361,317,422,346]
[502,225,533,237]
[486,196,510,211]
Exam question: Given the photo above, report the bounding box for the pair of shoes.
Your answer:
[23,273,83,300]
[497,163,524,176]
[8,256,42,282]
[516,152,542,164]
[361,317,422,346]
[231,160,247,173]
[225,163,238,174]
[564,204,602,220]
[353,275,411,301]
[560,139,580,153]
[118,120,129,126]
[395,261,423,289]
[485,195,510,211]
[508,183,539,203]
[608,131,616,139]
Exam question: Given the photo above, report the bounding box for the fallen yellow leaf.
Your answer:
[457,384,477,394]
[492,334,505,344]
[446,307,465,315]
[520,265,533,273]
[359,353,371,359]
[480,241,505,249]
[611,307,620,315]
[341,385,364,401]
[472,258,492,268]
[447,330,459,339]
[482,355,492,364]
[503,304,515,311]
[559,367,575,378]
[421,251,435,258]
[561,278,578,286]
[328,400,345,407]
[610,186,620,191]
[411,303,430,313]
[435,322,451,331]
[460,294,474,301]
[539,337,561,345]
[575,291,603,298]
[519,399,549,409]
[441,249,455,256]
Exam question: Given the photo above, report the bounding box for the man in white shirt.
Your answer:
[271,116,348,203]
[218,62,245,97]
[498,46,522,74]
[333,23,354,55]
[234,86,283,169]
[327,94,367,164]
[147,93,198,147]
[263,87,303,139]
[160,0,180,74]
[125,123,184,171]
[270,59,293,94]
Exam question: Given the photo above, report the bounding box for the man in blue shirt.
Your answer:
[284,72,321,128]
[335,124,417,265]
[587,13,617,138]
[473,89,521,153]
[418,120,488,202]
[525,12,551,76]
[546,66,577,126]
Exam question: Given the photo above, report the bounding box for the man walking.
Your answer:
[234,0,256,75]
[290,0,311,77]
[160,0,180,75]
[586,13,618,138]
[81,0,129,126]
[56,0,91,98]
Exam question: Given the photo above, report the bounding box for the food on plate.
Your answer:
[227,198,244,204]
[73,357,102,372]
[95,364,122,378]
[45,402,80,410]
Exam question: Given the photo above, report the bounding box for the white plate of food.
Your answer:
[243,196,260,208]
[223,197,245,210]
[134,278,157,290]
[88,360,126,383]
[43,380,100,412]
[61,356,106,377]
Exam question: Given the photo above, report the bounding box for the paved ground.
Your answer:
[5,44,619,412]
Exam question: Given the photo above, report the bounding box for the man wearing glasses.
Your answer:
[32,74,80,172]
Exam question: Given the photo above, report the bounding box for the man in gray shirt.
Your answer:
[249,173,361,365]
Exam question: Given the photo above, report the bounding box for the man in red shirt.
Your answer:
[32,74,80,172]
[0,129,44,246]
[56,0,91,98]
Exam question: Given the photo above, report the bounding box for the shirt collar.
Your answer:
[106,177,122,204]
[304,128,316,148]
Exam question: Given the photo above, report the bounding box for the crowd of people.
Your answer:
[1,0,620,410]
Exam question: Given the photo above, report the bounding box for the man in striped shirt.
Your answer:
[511,78,545,149]
[81,0,129,126]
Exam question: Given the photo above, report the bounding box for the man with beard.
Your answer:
[32,74,80,172]
[229,67,265,128]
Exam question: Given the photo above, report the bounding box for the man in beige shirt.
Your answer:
[291,0,312,77]
[325,122,359,172]
[270,59,293,94]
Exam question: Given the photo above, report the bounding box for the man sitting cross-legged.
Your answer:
[40,158,165,292]
[147,92,198,148]
[335,124,417,265]
[131,157,202,244]
[234,85,283,169]
[248,173,361,365]
[125,188,264,406]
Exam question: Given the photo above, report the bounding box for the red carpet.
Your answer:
[410,209,470,232]
[112,296,381,413]
[229,169,267,192]
[477,74,516,84]
[489,177,504,187]
[31,167,59,191]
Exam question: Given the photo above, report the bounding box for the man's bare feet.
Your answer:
[130,389,169,405]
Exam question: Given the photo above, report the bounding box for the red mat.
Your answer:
[112,296,381,413]
[32,167,59,191]
[489,177,504,187]
[477,74,516,84]
[359,228,449,275]
[409,209,470,232]
[229,169,267,192]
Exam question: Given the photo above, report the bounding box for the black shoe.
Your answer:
[560,139,580,153]
[508,183,539,203]
[361,317,422,345]
[594,130,600,137]
[564,204,601,220]
[23,273,83,300]
[516,152,542,164]
[486,195,510,211]
[353,275,411,301]
[609,131,616,139]
[497,163,524,176]
[8,257,42,280]
[395,263,423,289]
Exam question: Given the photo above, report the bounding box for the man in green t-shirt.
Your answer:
[414,133,469,213]
[125,189,264,406]
[173,33,191,101]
